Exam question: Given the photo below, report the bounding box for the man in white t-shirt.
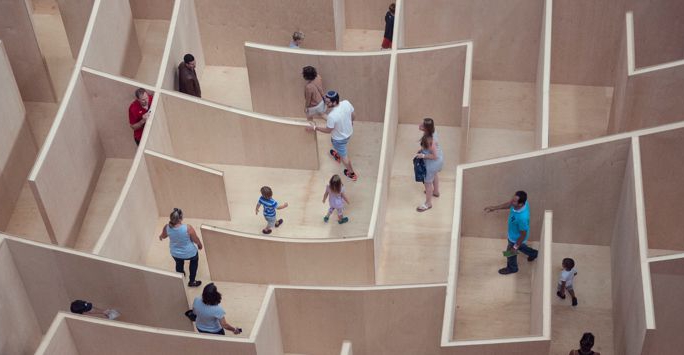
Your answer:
[306,90,358,181]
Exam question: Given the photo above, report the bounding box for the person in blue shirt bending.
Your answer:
[484,190,538,275]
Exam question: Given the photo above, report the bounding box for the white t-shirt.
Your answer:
[559,268,577,287]
[326,100,354,141]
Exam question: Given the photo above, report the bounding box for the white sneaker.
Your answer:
[104,309,120,320]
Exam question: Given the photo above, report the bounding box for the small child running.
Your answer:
[255,186,288,234]
[322,175,350,224]
[557,257,578,306]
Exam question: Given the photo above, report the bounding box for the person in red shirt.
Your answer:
[129,88,153,145]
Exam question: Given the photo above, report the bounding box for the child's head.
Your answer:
[420,134,433,149]
[562,257,575,270]
[579,332,595,352]
[260,186,273,199]
[329,174,342,193]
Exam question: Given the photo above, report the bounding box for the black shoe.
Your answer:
[188,280,202,287]
[572,297,578,306]
[556,291,566,299]
[498,267,518,275]
[527,255,538,262]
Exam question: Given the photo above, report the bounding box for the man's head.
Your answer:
[389,3,396,14]
[302,66,317,81]
[183,53,196,69]
[511,190,527,209]
[135,88,148,106]
[325,90,340,107]
[292,31,305,46]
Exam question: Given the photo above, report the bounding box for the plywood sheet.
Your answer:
[56,0,95,58]
[254,292,285,355]
[6,236,192,331]
[642,268,684,355]
[144,150,230,221]
[397,46,466,126]
[83,0,141,78]
[195,0,337,66]
[202,226,374,285]
[0,0,56,101]
[403,0,543,82]
[551,0,625,86]
[461,138,630,245]
[629,0,684,68]
[161,93,319,169]
[639,128,684,252]
[36,316,79,355]
[469,80,536,130]
[246,45,390,122]
[345,0,388,30]
[145,97,175,155]
[30,76,105,246]
[275,286,445,355]
[163,0,205,91]
[129,0,174,20]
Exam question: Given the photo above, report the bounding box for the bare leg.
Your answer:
[341,156,355,174]
[433,173,440,196]
[424,182,434,207]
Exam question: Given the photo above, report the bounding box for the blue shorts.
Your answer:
[331,137,350,158]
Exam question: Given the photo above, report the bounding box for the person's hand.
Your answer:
[322,199,326,203]
[415,153,425,159]
[197,244,203,250]
[282,202,289,208]
[255,208,259,215]
[233,327,242,335]
[305,121,316,132]
[159,235,163,241]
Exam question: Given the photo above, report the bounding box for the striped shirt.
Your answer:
[258,197,278,217]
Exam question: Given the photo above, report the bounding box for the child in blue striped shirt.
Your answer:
[255,186,288,234]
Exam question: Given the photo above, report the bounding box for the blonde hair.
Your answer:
[169,208,183,226]
[329,175,342,193]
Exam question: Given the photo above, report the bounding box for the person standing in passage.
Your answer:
[290,31,305,48]
[302,66,326,121]
[158,208,203,287]
[557,257,579,306]
[381,3,395,49]
[306,91,358,181]
[129,88,152,146]
[178,53,201,98]
[323,174,350,224]
[569,332,600,355]
[484,191,538,274]
[414,118,443,212]
[192,283,242,335]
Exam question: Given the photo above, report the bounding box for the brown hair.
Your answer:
[135,88,147,99]
[169,208,183,226]
[420,135,433,150]
[329,174,342,193]
[422,118,435,136]
[260,186,273,199]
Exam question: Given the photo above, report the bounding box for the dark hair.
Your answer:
[515,191,527,205]
[183,53,195,63]
[325,90,340,104]
[202,283,222,306]
[293,31,304,41]
[70,300,93,314]
[135,88,147,99]
[329,174,342,193]
[261,186,273,199]
[579,332,595,352]
[302,66,317,81]
[420,135,433,149]
[563,257,575,269]
[389,3,396,12]
[422,118,435,137]
[169,208,183,226]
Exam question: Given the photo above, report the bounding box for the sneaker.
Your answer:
[344,169,358,181]
[556,291,566,300]
[188,280,202,288]
[324,215,329,223]
[572,297,578,306]
[498,267,518,275]
[329,149,341,163]
[528,255,538,262]
[338,217,349,224]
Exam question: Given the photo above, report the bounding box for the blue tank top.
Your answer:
[167,224,197,259]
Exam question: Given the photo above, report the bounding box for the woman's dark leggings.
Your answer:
[173,253,199,282]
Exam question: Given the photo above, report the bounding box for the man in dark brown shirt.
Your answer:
[178,53,201,97]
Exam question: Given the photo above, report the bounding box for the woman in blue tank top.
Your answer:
[159,208,203,287]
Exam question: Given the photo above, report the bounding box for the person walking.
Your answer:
[415,118,443,212]
[484,191,538,274]
[159,208,203,287]
[192,283,242,335]
[178,53,201,97]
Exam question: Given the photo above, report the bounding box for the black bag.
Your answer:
[184,309,197,322]
[413,157,426,182]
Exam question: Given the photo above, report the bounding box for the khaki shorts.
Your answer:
[306,100,326,116]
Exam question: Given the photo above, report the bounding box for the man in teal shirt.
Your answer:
[484,190,538,274]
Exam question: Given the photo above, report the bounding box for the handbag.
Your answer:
[184,309,197,322]
[413,157,426,182]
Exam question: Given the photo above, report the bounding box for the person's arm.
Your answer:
[322,189,329,203]
[484,200,512,213]
[255,202,261,215]
[307,123,334,134]
[276,202,289,210]
[415,141,438,160]
[351,111,356,123]
[158,225,168,241]
[129,110,148,130]
[341,191,350,205]
[187,225,203,250]
[220,317,241,334]
[559,280,567,295]
[513,230,526,249]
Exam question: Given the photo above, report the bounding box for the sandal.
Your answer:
[329,149,341,163]
[416,204,432,212]
[262,228,272,234]
[344,169,358,181]
[324,215,329,223]
[275,219,284,228]
[338,217,349,224]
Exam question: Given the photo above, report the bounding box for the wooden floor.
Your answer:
[343,29,384,51]
[549,84,613,147]
[202,121,383,239]
[201,66,253,111]
[134,19,170,86]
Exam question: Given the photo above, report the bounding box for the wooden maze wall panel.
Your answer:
[344,0,391,30]
[0,0,56,102]
[162,0,205,91]
[246,45,390,122]
[30,76,105,246]
[629,0,684,68]
[195,0,337,66]
[129,0,175,20]
[403,0,543,82]
[35,316,79,355]
[397,45,467,126]
[56,0,95,58]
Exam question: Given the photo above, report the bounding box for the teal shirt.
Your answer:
[507,202,530,243]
